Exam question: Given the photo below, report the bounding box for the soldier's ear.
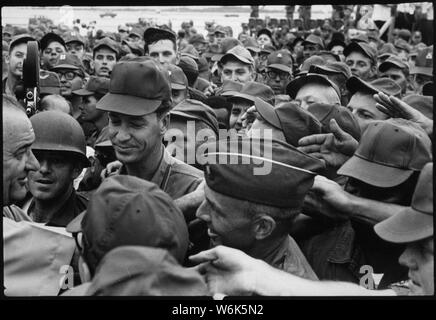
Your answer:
[159,112,170,136]
[252,215,276,240]
[71,164,84,180]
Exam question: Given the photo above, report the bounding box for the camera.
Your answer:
[22,41,40,117]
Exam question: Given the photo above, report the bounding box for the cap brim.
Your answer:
[73,88,94,96]
[254,98,281,129]
[268,64,292,73]
[337,155,414,188]
[51,64,79,71]
[171,83,187,90]
[246,46,260,53]
[374,208,433,243]
[220,53,253,65]
[66,210,86,233]
[379,61,406,73]
[228,93,255,104]
[40,87,61,95]
[220,90,239,97]
[410,66,433,76]
[97,93,162,116]
[346,76,377,96]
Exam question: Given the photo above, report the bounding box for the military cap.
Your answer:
[410,46,433,76]
[39,70,61,95]
[212,37,242,61]
[346,76,402,98]
[73,76,110,96]
[197,56,209,73]
[327,38,346,51]
[344,41,377,65]
[255,99,322,147]
[64,33,85,46]
[257,28,272,40]
[214,25,227,35]
[181,44,200,61]
[377,43,398,60]
[219,45,254,66]
[267,50,293,74]
[51,53,86,77]
[96,60,171,116]
[259,44,276,55]
[338,119,432,188]
[317,50,341,62]
[93,37,119,56]
[121,39,144,56]
[8,34,36,52]
[178,55,199,75]
[394,38,410,53]
[242,36,260,53]
[296,55,326,77]
[309,61,352,79]
[189,34,208,45]
[286,73,341,100]
[118,24,128,32]
[40,32,66,52]
[227,81,275,105]
[128,30,142,40]
[201,136,325,208]
[302,34,324,49]
[307,103,361,140]
[166,64,188,90]
[217,79,243,97]
[170,99,220,136]
[403,94,433,120]
[379,55,410,73]
[66,175,189,267]
[350,33,369,43]
[374,163,433,244]
[86,246,208,296]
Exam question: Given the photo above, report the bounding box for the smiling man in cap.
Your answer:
[345,76,402,132]
[40,32,67,71]
[96,60,203,200]
[218,45,255,84]
[196,136,325,278]
[286,73,341,110]
[378,55,410,96]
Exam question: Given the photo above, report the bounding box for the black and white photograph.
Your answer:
[1,2,434,307]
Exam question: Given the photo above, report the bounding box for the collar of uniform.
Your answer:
[263,235,318,280]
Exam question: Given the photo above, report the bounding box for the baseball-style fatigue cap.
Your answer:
[394,38,410,53]
[259,44,276,55]
[227,81,275,105]
[318,50,341,62]
[121,39,144,56]
[201,136,325,208]
[66,175,189,266]
[242,36,260,53]
[302,34,324,49]
[96,60,171,116]
[8,34,36,51]
[307,103,361,140]
[73,76,110,96]
[217,79,243,97]
[344,41,377,65]
[338,119,432,188]
[286,73,341,100]
[327,38,346,51]
[166,64,188,90]
[93,37,119,56]
[410,46,433,76]
[64,33,85,46]
[255,98,322,147]
[212,37,242,61]
[214,25,227,35]
[374,163,433,244]
[178,55,199,74]
[85,246,209,296]
[377,43,398,60]
[267,49,293,74]
[189,33,207,44]
[40,32,66,52]
[379,55,410,73]
[350,33,369,43]
[170,99,220,135]
[219,44,254,66]
[39,70,61,95]
[257,28,272,39]
[51,53,86,77]
[403,94,433,120]
[181,44,200,61]
[346,76,402,97]
[309,61,352,79]
[295,55,326,77]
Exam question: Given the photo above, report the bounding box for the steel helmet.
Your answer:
[30,111,91,167]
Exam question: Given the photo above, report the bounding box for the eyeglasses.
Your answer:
[57,70,77,80]
[266,70,292,80]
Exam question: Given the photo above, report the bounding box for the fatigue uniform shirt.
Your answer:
[120,146,204,200]
[26,189,89,227]
[264,235,319,281]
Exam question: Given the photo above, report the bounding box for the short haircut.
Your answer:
[40,94,71,115]
[144,36,177,55]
